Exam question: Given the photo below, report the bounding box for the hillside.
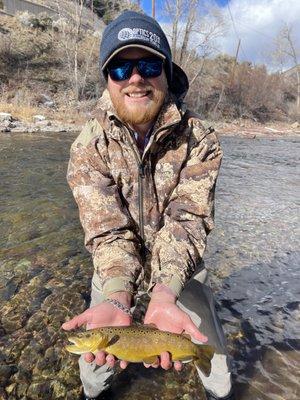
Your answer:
[0,11,102,124]
[0,2,299,132]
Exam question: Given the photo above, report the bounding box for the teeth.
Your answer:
[128,92,148,98]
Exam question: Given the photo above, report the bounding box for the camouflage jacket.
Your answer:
[67,89,222,297]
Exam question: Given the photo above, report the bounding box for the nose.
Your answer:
[128,66,144,84]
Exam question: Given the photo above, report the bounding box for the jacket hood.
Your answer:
[170,62,189,101]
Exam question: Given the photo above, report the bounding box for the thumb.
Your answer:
[62,312,88,331]
[184,317,208,343]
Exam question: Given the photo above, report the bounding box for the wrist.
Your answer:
[151,283,177,303]
[107,291,132,308]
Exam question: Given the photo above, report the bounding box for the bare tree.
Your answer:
[165,0,183,61]
[54,0,99,101]
[274,23,300,110]
[178,0,197,65]
[164,0,227,81]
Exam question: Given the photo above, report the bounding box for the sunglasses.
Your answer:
[106,57,164,81]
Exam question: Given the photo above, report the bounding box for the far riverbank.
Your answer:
[1,112,299,138]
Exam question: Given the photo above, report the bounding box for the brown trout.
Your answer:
[65,325,214,376]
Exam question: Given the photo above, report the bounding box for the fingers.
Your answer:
[106,354,116,368]
[93,352,116,368]
[84,352,95,363]
[184,316,208,343]
[94,351,129,370]
[143,356,182,371]
[62,313,88,330]
[174,361,183,371]
[120,360,129,369]
[95,351,106,366]
[143,357,159,369]
[86,351,181,371]
[160,351,172,370]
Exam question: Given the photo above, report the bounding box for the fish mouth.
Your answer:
[66,337,89,354]
[65,344,86,355]
[67,337,81,346]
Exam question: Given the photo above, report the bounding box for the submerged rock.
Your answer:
[0,134,298,399]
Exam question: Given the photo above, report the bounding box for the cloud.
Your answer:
[218,0,300,69]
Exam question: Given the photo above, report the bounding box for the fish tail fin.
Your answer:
[194,344,215,377]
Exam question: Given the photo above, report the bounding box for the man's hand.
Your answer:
[62,291,132,369]
[144,284,207,371]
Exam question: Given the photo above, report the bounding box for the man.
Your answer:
[62,10,234,400]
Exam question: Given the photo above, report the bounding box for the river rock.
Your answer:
[33,115,46,122]
[291,121,299,129]
[35,120,51,127]
[0,126,11,133]
[0,112,12,122]
[17,11,33,27]
[27,381,52,399]
[36,94,55,108]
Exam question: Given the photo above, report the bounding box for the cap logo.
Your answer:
[118,27,161,48]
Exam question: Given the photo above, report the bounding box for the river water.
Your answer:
[0,133,299,400]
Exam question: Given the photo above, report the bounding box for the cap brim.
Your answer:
[102,44,166,70]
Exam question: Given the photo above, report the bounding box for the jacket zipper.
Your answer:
[138,163,145,241]
[122,125,145,241]
[123,121,180,242]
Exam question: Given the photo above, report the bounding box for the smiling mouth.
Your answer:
[126,91,151,98]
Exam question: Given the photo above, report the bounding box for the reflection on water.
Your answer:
[0,133,299,399]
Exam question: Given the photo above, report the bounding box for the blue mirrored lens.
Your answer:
[109,61,133,81]
[108,58,163,81]
[137,59,163,79]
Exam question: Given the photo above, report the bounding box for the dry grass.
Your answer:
[0,100,97,124]
[0,102,42,122]
[287,102,300,121]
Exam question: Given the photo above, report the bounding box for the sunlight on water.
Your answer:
[0,133,299,399]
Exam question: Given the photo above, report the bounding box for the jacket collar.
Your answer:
[94,89,183,141]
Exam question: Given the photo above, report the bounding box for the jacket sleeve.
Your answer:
[149,121,223,297]
[67,119,143,296]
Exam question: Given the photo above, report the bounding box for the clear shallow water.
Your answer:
[0,133,299,399]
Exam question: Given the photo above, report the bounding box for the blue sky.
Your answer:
[140,0,230,17]
[139,0,300,69]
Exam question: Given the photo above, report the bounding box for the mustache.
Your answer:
[123,86,153,94]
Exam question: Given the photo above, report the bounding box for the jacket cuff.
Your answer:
[102,276,135,297]
[148,274,184,298]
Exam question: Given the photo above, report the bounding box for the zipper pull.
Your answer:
[139,163,145,178]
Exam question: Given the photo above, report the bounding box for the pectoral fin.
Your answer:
[143,356,158,364]
[176,356,193,363]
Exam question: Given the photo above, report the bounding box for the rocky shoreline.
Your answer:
[0,112,80,135]
[1,111,299,137]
